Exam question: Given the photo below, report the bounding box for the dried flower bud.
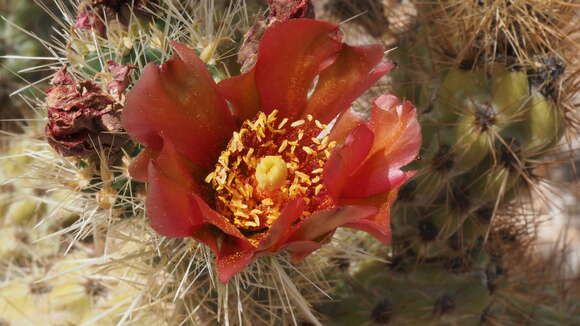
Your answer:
[45,66,131,157]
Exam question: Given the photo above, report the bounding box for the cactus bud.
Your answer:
[524,91,564,152]
[436,69,488,124]
[491,67,530,125]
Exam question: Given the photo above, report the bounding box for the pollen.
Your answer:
[205,110,336,243]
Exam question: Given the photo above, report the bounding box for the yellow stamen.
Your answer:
[279,140,288,153]
[302,146,316,155]
[291,119,305,127]
[278,118,289,129]
[315,184,324,195]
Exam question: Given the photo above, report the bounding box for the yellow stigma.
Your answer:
[255,155,288,192]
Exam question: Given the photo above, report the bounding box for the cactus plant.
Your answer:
[320,0,580,325]
[0,0,54,134]
[1,0,580,325]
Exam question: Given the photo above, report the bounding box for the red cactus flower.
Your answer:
[122,19,421,283]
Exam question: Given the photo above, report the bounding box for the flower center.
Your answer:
[255,155,288,192]
[205,110,337,241]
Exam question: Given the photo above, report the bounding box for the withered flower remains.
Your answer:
[45,61,133,157]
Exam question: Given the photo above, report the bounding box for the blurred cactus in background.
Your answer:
[1,0,580,325]
[320,0,580,325]
[0,0,54,135]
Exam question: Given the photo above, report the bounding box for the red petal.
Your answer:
[324,124,374,199]
[187,197,255,283]
[122,43,235,168]
[129,148,156,182]
[189,197,256,283]
[329,109,365,144]
[337,96,420,198]
[120,63,163,150]
[155,138,207,192]
[192,196,252,245]
[146,160,202,237]
[340,158,415,198]
[288,205,377,242]
[216,237,255,283]
[191,224,221,254]
[257,198,305,251]
[304,44,394,124]
[284,241,322,263]
[218,68,260,123]
[343,191,399,244]
[255,19,342,120]
[144,138,216,237]
[344,212,392,244]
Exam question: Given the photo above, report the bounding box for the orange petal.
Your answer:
[255,19,342,120]
[344,214,392,244]
[329,109,366,144]
[339,96,421,198]
[340,157,415,199]
[304,44,394,124]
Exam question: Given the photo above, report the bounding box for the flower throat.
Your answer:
[205,110,336,240]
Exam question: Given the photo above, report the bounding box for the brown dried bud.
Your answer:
[45,66,131,157]
[238,0,314,72]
